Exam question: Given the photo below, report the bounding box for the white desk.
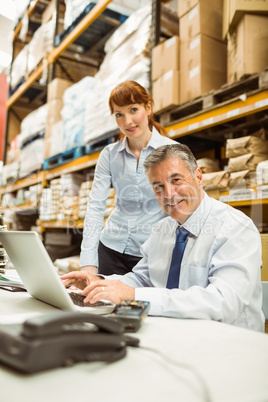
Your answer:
[0,289,268,402]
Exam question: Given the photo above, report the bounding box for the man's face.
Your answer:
[147,157,203,224]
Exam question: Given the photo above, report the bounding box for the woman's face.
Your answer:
[112,102,152,140]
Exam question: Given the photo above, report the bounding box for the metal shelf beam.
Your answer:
[166,90,268,139]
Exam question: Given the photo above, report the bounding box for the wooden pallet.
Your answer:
[84,131,118,155]
[43,147,85,170]
[158,70,268,128]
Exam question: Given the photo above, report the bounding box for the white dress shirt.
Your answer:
[107,192,265,332]
[80,128,176,267]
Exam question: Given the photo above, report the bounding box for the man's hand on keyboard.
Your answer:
[81,279,135,305]
[61,271,99,290]
[61,271,135,305]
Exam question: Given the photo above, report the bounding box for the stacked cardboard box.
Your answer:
[219,130,268,202]
[178,0,227,104]
[223,0,268,83]
[223,0,268,39]
[44,78,73,160]
[78,180,93,219]
[227,14,268,83]
[152,36,180,113]
[78,181,116,220]
[39,174,85,221]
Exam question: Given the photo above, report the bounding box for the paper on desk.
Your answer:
[1,270,23,283]
[0,312,41,325]
[0,270,26,290]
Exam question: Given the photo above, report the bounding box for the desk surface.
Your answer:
[0,289,268,402]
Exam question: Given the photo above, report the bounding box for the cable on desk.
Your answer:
[139,345,213,402]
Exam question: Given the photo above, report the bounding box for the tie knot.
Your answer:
[175,227,188,243]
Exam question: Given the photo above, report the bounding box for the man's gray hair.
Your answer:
[144,143,198,176]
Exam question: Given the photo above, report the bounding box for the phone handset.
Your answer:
[22,311,125,338]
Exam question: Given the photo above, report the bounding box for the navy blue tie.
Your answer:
[166,227,189,289]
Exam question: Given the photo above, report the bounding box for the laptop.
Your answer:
[0,231,115,315]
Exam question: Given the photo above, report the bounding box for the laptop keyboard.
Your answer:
[69,291,113,308]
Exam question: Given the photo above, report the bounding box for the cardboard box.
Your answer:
[180,0,224,41]
[47,78,72,103]
[223,0,268,37]
[227,14,268,83]
[46,99,63,126]
[153,70,180,113]
[45,99,63,156]
[178,0,199,18]
[180,34,227,104]
[152,36,180,82]
[261,234,268,281]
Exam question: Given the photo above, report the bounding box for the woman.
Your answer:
[80,80,177,275]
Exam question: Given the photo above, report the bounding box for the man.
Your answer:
[62,144,265,332]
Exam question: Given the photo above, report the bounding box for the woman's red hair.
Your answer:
[109,81,167,136]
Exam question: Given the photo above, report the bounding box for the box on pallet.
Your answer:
[180,34,227,104]
[47,78,72,103]
[180,0,224,41]
[153,70,180,113]
[227,14,268,84]
[152,36,180,82]
[223,0,268,38]
[177,0,199,18]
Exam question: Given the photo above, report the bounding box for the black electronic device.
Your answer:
[0,311,139,374]
[110,300,150,332]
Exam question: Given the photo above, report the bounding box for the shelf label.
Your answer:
[201,117,214,127]
[255,98,268,109]
[227,108,240,118]
[188,122,199,131]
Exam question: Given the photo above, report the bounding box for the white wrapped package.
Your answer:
[19,138,45,178]
[2,161,20,186]
[50,121,65,157]
[61,76,96,118]
[83,4,151,143]
[103,0,151,16]
[20,104,48,145]
[63,111,85,151]
[256,160,268,185]
[63,0,93,29]
[27,19,54,74]
[10,45,28,90]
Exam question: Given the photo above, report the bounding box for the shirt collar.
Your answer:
[116,126,160,153]
[183,192,212,237]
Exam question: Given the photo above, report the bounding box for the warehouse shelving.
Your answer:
[12,0,41,41]
[1,0,126,231]
[7,0,115,110]
[1,0,268,234]
[165,90,268,139]
[0,171,46,196]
